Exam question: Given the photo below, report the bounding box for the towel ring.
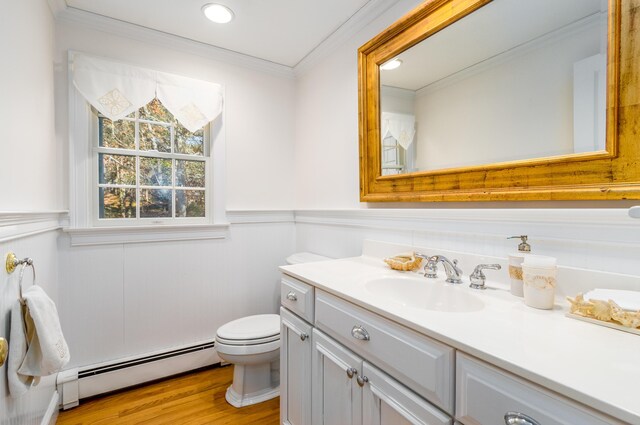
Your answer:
[5,252,37,304]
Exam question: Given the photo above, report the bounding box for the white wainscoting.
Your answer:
[294,209,640,276]
[58,211,296,369]
[0,213,61,425]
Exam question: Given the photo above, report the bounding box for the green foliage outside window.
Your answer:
[98,99,207,220]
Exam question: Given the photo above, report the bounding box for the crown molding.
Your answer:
[293,0,401,77]
[54,0,409,80]
[56,7,295,79]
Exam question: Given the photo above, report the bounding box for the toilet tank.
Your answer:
[286,252,330,265]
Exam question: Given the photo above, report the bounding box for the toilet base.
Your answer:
[225,384,280,408]
[223,360,280,408]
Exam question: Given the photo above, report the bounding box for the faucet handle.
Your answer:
[469,264,501,289]
[423,261,438,278]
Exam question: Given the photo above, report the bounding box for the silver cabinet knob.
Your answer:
[504,412,541,425]
[356,375,369,387]
[351,325,370,341]
[346,367,357,378]
[286,292,297,301]
[299,332,308,341]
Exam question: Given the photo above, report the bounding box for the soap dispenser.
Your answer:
[507,235,531,297]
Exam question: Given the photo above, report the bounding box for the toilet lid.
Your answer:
[216,314,280,341]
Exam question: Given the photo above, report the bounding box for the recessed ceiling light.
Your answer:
[380,59,402,71]
[202,3,234,24]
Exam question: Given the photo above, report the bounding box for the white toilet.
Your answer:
[215,252,330,408]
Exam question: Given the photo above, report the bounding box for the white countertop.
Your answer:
[281,255,640,424]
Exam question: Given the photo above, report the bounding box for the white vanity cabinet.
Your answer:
[455,354,621,425]
[280,276,315,425]
[280,271,629,425]
[312,329,451,425]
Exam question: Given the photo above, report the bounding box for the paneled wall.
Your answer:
[0,223,61,425]
[58,212,295,368]
[294,209,640,277]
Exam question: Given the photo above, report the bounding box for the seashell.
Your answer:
[566,294,594,316]
[590,299,613,321]
[610,301,640,329]
[384,252,423,271]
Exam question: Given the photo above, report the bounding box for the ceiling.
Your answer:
[64,0,372,67]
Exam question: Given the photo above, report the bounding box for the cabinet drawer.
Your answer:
[315,290,454,414]
[456,353,622,425]
[363,362,452,425]
[281,275,314,322]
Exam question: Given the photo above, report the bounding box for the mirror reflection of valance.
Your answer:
[381,112,416,149]
[72,54,223,132]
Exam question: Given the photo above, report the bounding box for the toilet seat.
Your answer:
[215,339,280,356]
[216,314,280,340]
[215,313,280,356]
[216,333,279,346]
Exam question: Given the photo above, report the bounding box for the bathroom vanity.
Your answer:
[279,242,640,425]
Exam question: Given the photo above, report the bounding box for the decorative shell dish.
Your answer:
[566,293,640,333]
[384,252,422,271]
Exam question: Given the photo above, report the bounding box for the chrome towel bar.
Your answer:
[5,252,37,304]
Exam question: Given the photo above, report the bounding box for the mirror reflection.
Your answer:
[379,0,608,175]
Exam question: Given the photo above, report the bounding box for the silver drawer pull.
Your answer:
[356,375,369,387]
[286,292,297,301]
[351,325,370,341]
[299,332,308,341]
[346,367,357,379]
[504,412,541,425]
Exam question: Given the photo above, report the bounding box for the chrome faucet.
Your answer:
[424,255,463,284]
[415,253,438,278]
[469,264,501,289]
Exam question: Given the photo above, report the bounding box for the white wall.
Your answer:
[294,0,423,209]
[0,1,60,423]
[1,227,60,425]
[55,20,296,211]
[293,1,640,277]
[58,215,294,368]
[0,0,60,211]
[53,19,299,370]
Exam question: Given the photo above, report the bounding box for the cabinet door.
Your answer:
[312,329,362,425]
[281,308,313,425]
[362,363,452,425]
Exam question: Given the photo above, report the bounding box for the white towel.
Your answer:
[8,301,36,397]
[8,286,70,397]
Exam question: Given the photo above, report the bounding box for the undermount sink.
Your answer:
[365,275,484,312]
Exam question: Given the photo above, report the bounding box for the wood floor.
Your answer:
[56,365,280,425]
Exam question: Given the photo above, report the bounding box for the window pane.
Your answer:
[138,98,172,122]
[176,160,205,188]
[99,154,136,185]
[99,117,135,149]
[140,189,172,218]
[175,124,204,156]
[140,157,172,186]
[100,187,136,219]
[176,190,205,218]
[140,122,171,152]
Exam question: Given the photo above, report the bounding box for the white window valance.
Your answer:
[72,54,223,132]
[381,112,416,150]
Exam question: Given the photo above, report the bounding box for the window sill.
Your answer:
[63,223,229,246]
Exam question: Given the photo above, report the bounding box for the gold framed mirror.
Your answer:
[359,0,639,202]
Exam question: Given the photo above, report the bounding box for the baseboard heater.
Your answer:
[57,340,220,410]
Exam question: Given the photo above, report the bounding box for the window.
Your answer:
[94,98,209,224]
